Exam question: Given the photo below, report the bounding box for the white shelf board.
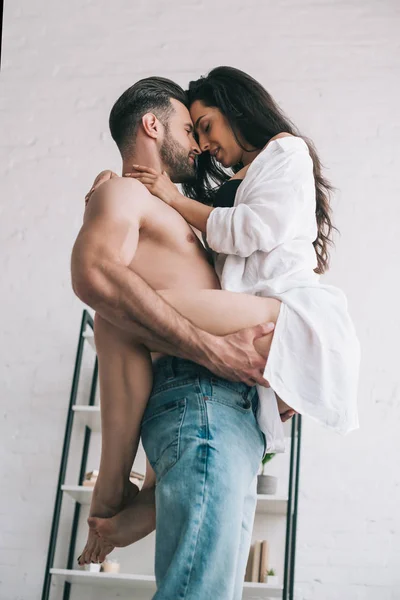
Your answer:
[50,569,283,597]
[256,495,288,515]
[243,580,283,599]
[61,485,94,504]
[62,485,287,515]
[50,569,155,592]
[72,405,100,431]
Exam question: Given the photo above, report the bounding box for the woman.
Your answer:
[78,67,360,564]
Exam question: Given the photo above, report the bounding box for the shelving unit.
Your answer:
[61,485,289,515]
[49,569,284,598]
[42,309,302,600]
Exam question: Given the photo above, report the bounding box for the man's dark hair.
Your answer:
[109,77,188,157]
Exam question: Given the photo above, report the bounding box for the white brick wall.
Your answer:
[1,1,399,599]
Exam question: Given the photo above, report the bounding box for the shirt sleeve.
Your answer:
[205,147,313,258]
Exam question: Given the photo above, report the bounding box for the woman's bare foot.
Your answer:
[88,487,156,556]
[77,480,139,565]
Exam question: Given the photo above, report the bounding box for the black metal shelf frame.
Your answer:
[283,413,302,600]
[42,310,96,600]
[41,309,301,600]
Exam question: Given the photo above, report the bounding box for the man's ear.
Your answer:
[141,113,160,139]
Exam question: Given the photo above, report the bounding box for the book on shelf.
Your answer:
[259,540,270,583]
[251,540,262,582]
[244,539,270,583]
[244,544,253,582]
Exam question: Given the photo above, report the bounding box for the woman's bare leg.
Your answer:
[157,289,292,413]
[157,288,280,352]
[78,315,154,565]
[88,458,156,563]
[79,288,289,564]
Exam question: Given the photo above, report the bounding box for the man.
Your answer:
[71,77,293,599]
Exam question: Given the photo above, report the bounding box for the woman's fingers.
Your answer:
[131,164,158,175]
[133,177,156,186]
[85,171,118,207]
[124,172,156,183]
[86,173,113,197]
[125,172,155,180]
[92,170,114,187]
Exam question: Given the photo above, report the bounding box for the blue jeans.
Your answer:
[141,356,266,600]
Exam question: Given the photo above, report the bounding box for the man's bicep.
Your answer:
[78,179,145,266]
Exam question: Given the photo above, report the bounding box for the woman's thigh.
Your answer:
[157,289,281,337]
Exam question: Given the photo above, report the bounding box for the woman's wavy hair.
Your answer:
[182,66,337,274]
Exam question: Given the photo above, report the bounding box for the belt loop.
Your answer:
[171,356,177,378]
[162,356,176,380]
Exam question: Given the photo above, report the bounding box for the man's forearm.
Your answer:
[72,258,211,362]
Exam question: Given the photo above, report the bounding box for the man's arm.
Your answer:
[71,177,274,386]
[72,177,213,357]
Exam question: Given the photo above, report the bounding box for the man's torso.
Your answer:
[128,190,221,361]
[131,192,219,291]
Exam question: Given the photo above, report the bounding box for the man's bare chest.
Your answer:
[137,198,204,255]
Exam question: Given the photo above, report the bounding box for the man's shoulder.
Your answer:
[98,176,150,201]
[87,177,151,219]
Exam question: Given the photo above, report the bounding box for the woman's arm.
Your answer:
[170,193,213,233]
[206,143,313,257]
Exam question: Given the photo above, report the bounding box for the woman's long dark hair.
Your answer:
[182,66,336,274]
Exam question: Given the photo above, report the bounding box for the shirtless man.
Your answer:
[71,77,293,599]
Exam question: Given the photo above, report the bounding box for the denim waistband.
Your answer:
[152,355,257,402]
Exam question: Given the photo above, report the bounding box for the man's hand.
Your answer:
[199,322,275,387]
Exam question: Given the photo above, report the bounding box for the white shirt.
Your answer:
[205,136,360,452]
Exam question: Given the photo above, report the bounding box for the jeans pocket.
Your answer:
[141,398,187,481]
[209,380,253,413]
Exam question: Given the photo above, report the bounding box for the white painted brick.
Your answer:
[1,0,400,599]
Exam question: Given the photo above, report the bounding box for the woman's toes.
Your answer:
[94,539,104,563]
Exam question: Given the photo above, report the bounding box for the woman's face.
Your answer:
[190,100,243,168]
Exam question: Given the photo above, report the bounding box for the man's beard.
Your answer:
[160,132,196,184]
